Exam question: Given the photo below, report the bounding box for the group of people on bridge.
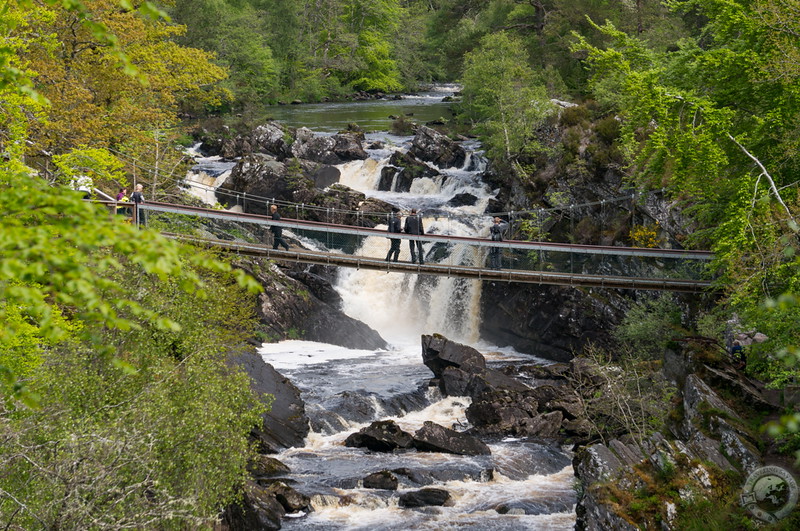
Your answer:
[383,208,509,268]
[267,204,509,269]
[385,208,426,264]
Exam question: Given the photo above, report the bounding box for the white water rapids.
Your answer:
[185,91,577,529]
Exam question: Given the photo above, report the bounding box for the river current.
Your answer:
[187,87,577,530]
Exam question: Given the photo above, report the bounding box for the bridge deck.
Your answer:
[165,233,713,293]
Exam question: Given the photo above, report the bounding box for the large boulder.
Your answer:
[290,128,368,164]
[363,471,399,490]
[217,153,302,215]
[221,480,285,530]
[421,334,486,378]
[439,365,530,398]
[377,151,441,192]
[228,348,309,452]
[344,420,415,452]
[399,488,454,508]
[409,125,466,169]
[412,421,491,456]
[466,390,562,438]
[260,480,313,514]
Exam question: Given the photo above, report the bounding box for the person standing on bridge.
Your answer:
[270,204,290,251]
[488,216,508,269]
[130,184,145,225]
[404,208,425,264]
[385,208,402,262]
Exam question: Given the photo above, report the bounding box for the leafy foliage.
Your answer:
[459,32,554,164]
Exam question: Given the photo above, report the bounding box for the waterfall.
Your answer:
[334,138,493,347]
[183,143,235,205]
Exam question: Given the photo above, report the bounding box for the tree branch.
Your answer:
[727,133,794,220]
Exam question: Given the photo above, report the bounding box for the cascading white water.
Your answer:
[334,139,494,347]
[183,143,235,205]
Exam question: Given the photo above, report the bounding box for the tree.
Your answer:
[20,0,228,165]
[1,1,268,525]
[459,32,554,166]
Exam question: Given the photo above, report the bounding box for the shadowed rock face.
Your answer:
[344,420,415,452]
[413,421,492,456]
[237,258,387,351]
[421,334,486,378]
[227,348,309,453]
[479,283,626,363]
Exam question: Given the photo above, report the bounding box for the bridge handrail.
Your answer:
[138,201,714,261]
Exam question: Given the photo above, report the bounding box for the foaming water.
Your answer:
[249,96,575,529]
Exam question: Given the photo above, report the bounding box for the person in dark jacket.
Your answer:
[385,208,402,262]
[130,184,145,224]
[488,216,508,269]
[731,340,746,369]
[404,208,425,264]
[270,204,290,251]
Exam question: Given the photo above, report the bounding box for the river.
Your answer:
[188,86,577,530]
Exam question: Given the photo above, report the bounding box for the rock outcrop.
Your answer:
[408,125,466,169]
[228,348,309,453]
[237,258,387,351]
[572,346,783,530]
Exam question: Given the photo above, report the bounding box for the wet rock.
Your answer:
[248,455,291,478]
[446,192,478,207]
[466,390,553,437]
[421,334,486,379]
[363,471,399,490]
[344,420,414,452]
[392,466,493,486]
[291,128,368,165]
[312,165,341,189]
[238,259,387,351]
[284,270,342,306]
[399,488,455,508]
[439,365,530,398]
[221,480,285,530]
[228,348,309,452]
[413,421,491,456]
[529,384,583,419]
[517,363,572,381]
[261,480,312,513]
[217,153,296,216]
[479,284,627,363]
[409,125,466,169]
[377,151,441,192]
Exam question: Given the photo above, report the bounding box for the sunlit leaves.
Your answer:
[460,31,554,162]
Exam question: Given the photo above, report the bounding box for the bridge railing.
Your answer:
[135,202,713,282]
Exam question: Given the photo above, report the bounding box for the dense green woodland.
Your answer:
[2,0,800,527]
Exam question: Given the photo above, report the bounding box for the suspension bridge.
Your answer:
[112,201,713,293]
